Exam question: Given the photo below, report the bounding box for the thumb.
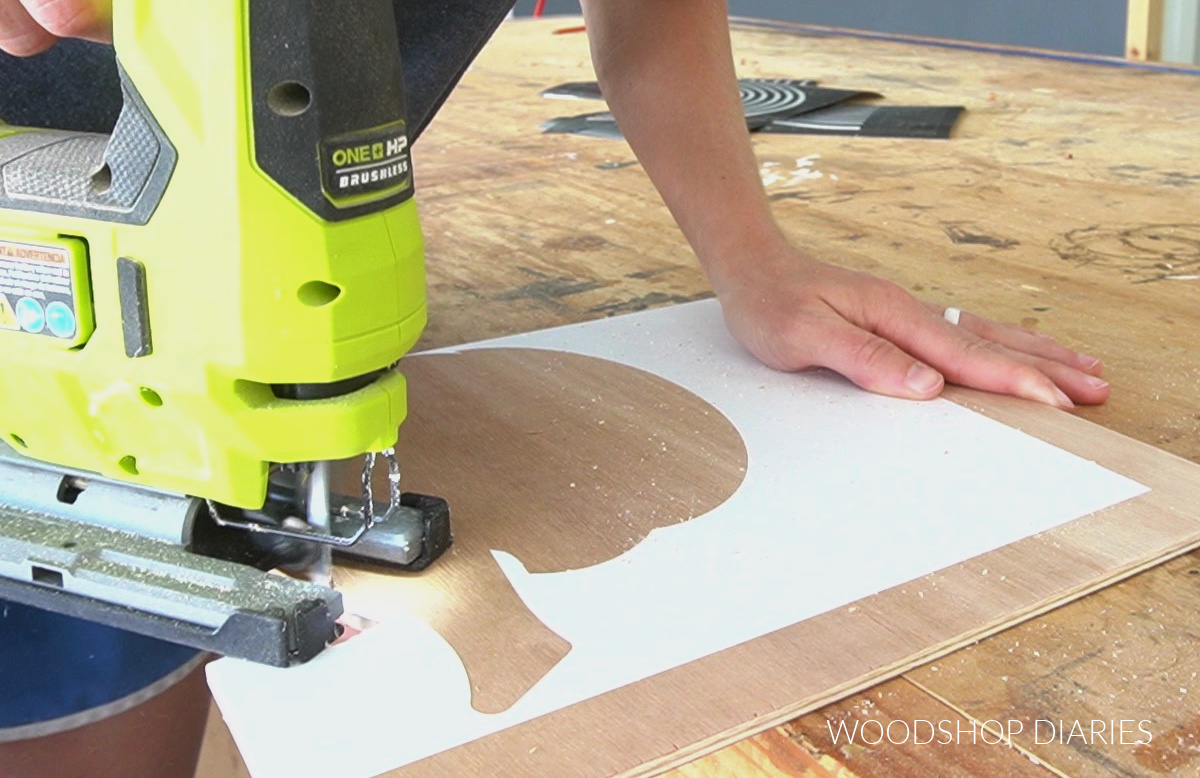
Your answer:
[816,321,945,400]
[19,0,112,44]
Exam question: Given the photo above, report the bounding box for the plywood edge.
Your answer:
[624,532,1200,778]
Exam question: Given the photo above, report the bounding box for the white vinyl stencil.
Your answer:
[208,300,1147,778]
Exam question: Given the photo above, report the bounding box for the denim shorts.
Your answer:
[0,599,202,742]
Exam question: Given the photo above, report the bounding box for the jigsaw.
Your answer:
[0,0,454,666]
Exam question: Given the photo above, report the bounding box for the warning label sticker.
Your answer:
[0,240,80,340]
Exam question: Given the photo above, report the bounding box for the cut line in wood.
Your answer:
[334,348,748,714]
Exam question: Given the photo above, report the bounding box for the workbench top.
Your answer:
[199,17,1200,778]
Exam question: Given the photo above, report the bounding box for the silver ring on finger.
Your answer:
[943,306,962,326]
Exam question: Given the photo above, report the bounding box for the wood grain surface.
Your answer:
[199,18,1200,778]
[359,381,1200,777]
[335,348,747,713]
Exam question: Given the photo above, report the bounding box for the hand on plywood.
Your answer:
[0,0,110,56]
[579,0,1111,411]
[715,247,1111,410]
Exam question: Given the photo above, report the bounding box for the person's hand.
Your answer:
[578,0,1109,410]
[715,246,1109,409]
[0,0,111,56]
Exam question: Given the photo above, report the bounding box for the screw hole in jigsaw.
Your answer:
[139,387,164,407]
[268,81,313,117]
[297,281,341,307]
[91,163,113,195]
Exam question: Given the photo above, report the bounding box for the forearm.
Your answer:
[579,0,788,293]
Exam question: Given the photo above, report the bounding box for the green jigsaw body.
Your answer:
[0,0,427,509]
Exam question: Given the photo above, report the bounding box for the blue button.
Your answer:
[15,297,44,334]
[45,301,76,339]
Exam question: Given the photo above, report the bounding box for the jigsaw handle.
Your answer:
[0,76,175,225]
[0,0,413,225]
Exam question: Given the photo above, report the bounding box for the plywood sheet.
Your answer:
[208,301,1200,778]
[335,348,748,714]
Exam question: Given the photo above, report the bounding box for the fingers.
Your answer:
[0,0,108,55]
[941,338,1076,408]
[888,306,1097,408]
[0,0,56,55]
[923,305,1109,405]
[1016,350,1110,406]
[844,285,1067,408]
[20,0,110,41]
[814,308,1102,409]
[813,318,945,401]
[927,303,1104,376]
[718,256,1109,410]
